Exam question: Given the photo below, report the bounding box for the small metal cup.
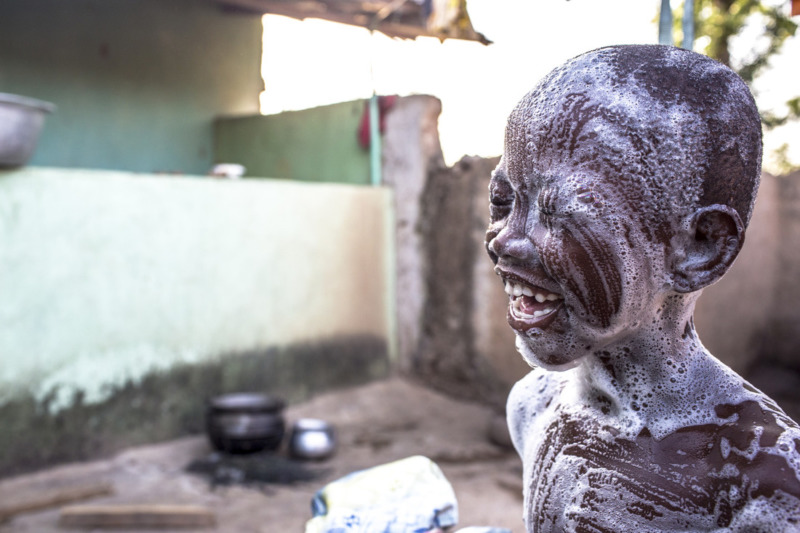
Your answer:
[289,418,336,460]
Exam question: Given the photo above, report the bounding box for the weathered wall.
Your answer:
[215,100,371,184]
[694,173,781,374]
[417,156,528,406]
[381,99,533,405]
[0,167,392,475]
[382,95,446,375]
[765,170,800,366]
[743,171,800,419]
[0,0,262,174]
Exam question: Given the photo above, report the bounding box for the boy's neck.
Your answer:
[573,300,743,438]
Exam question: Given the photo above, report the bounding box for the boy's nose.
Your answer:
[488,224,536,263]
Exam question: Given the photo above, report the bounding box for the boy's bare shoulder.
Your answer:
[507,368,568,453]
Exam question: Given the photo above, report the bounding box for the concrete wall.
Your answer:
[0,167,392,475]
[694,171,800,377]
[694,171,800,419]
[380,97,527,406]
[382,95,446,376]
[765,170,800,367]
[418,156,529,406]
[0,0,263,174]
[694,173,781,374]
[215,100,371,184]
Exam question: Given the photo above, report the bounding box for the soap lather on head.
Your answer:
[487,44,800,532]
[486,44,760,370]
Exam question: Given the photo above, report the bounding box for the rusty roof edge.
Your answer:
[217,0,491,45]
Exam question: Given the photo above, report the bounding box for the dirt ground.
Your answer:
[0,378,525,532]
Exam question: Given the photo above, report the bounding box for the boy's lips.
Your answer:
[497,270,564,332]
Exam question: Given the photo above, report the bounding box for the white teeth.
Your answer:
[522,286,534,297]
[543,307,554,314]
[502,278,563,304]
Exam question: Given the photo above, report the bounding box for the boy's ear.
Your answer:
[670,205,744,293]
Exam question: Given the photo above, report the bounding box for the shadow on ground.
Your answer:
[0,378,524,532]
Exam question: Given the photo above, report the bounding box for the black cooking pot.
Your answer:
[206,392,286,454]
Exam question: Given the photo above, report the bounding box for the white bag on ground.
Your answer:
[305,455,458,533]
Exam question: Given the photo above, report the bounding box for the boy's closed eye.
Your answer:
[489,178,513,220]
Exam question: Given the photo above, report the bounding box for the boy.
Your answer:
[485,45,800,532]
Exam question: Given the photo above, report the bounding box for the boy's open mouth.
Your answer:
[503,277,564,331]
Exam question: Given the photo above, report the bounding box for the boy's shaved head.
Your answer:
[505,45,762,234]
[487,44,763,366]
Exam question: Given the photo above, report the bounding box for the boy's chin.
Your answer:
[515,335,587,371]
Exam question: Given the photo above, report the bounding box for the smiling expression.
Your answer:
[485,46,763,370]
[485,48,710,369]
[486,150,668,369]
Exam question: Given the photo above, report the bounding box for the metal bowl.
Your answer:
[289,418,336,460]
[0,93,55,168]
[206,393,286,454]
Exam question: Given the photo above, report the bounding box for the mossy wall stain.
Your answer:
[0,336,389,478]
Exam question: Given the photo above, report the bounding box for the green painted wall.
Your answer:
[215,100,371,184]
[0,167,391,407]
[0,167,393,475]
[0,0,263,175]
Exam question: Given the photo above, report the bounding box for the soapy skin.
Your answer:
[485,45,800,532]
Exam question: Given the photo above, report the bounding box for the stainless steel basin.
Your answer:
[0,93,55,168]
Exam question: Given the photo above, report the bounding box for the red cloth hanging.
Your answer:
[358,95,398,150]
[792,0,799,17]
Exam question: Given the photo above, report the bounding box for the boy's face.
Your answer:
[486,103,677,369]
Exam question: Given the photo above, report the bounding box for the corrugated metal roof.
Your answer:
[217,0,490,44]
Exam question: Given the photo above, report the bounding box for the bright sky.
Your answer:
[260,0,799,171]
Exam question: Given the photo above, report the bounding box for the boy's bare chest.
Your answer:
[520,401,800,532]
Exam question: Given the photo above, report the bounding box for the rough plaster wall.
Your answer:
[416,156,529,406]
[416,157,484,395]
[381,101,527,402]
[694,173,781,374]
[0,168,390,409]
[382,95,446,373]
[768,170,800,367]
[741,171,800,421]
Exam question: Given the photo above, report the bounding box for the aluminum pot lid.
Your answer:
[0,93,56,113]
[209,392,285,413]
